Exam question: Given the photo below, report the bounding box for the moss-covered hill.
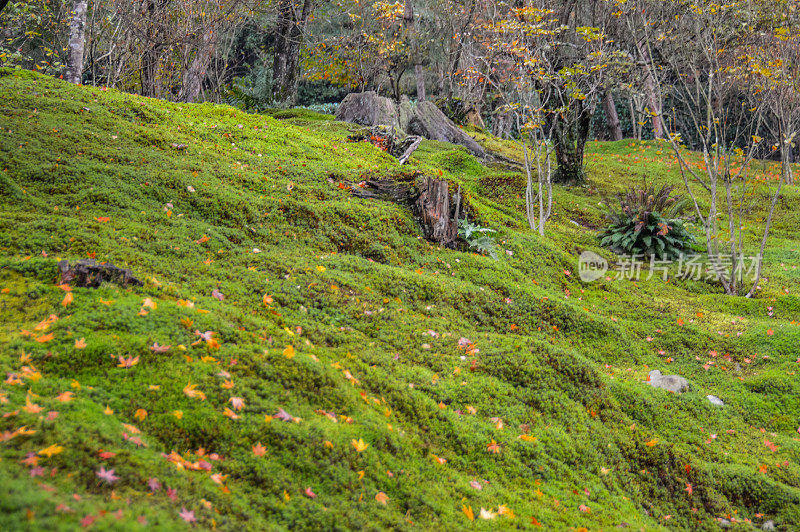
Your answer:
[1,68,800,531]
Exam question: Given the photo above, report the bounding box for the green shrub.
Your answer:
[458,218,498,260]
[599,183,695,259]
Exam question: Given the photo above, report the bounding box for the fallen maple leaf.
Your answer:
[38,444,64,458]
[74,338,87,349]
[150,342,171,353]
[211,288,225,301]
[117,355,139,368]
[487,439,501,454]
[179,508,196,523]
[95,216,111,223]
[375,491,389,505]
[134,409,147,421]
[96,466,119,484]
[351,438,369,452]
[253,442,266,456]
[462,505,474,522]
[283,345,295,359]
[24,397,43,414]
[479,508,497,520]
[497,505,515,518]
[55,391,73,402]
[262,294,273,306]
[229,397,245,410]
[304,487,317,498]
[61,292,73,307]
[183,383,206,400]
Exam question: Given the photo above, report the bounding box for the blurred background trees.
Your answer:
[1,0,798,171]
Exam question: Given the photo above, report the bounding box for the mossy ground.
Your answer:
[1,69,800,530]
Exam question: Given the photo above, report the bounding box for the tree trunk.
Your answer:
[182,30,216,103]
[404,0,425,101]
[602,90,623,141]
[552,101,592,184]
[65,0,89,84]
[415,64,426,101]
[638,42,663,139]
[272,0,313,108]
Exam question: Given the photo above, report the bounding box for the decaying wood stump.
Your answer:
[58,259,142,288]
[415,176,458,245]
[352,174,462,248]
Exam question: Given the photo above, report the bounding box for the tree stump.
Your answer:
[415,176,458,246]
[58,259,142,288]
[352,174,462,248]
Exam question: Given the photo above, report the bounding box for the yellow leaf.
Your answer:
[262,293,273,306]
[142,298,156,310]
[61,292,73,307]
[497,505,515,518]
[74,338,87,349]
[316,265,326,272]
[134,408,148,421]
[351,438,369,452]
[357,470,365,480]
[462,505,475,522]
[104,405,113,415]
[38,444,64,458]
[375,491,389,505]
[173,410,183,419]
[645,438,658,447]
[283,345,295,359]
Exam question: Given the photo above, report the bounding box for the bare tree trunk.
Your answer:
[182,30,216,103]
[637,42,663,139]
[65,0,89,84]
[602,90,623,141]
[415,64,426,101]
[273,0,313,107]
[404,0,425,101]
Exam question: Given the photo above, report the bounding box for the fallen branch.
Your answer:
[398,136,422,165]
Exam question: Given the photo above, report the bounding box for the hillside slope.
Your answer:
[1,69,800,531]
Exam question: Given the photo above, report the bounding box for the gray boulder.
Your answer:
[647,370,690,393]
[706,395,724,406]
[336,92,486,158]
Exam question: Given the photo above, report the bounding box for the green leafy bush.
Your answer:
[459,218,498,260]
[599,184,695,259]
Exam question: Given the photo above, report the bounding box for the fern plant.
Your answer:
[459,218,498,260]
[599,184,695,259]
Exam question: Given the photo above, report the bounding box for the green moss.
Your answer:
[0,70,799,530]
